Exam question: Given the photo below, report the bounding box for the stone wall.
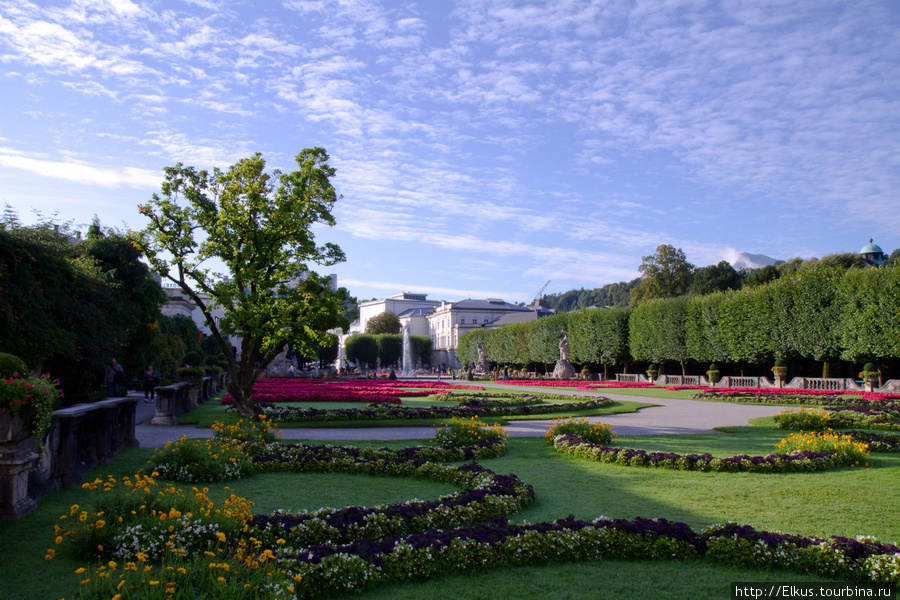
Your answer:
[0,397,137,519]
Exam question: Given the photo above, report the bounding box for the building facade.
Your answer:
[427,299,536,369]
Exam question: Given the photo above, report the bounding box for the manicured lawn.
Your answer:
[6,429,898,599]
[3,386,897,599]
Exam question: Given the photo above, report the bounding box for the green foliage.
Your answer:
[430,416,508,447]
[375,334,402,368]
[542,278,640,311]
[840,265,900,362]
[689,261,741,296]
[685,292,730,364]
[0,352,28,378]
[544,417,616,445]
[0,373,60,457]
[568,307,630,373]
[741,264,780,288]
[629,296,689,371]
[182,350,202,366]
[769,268,843,364]
[345,334,378,369]
[150,437,255,482]
[134,149,350,417]
[772,408,833,431]
[0,215,163,397]
[630,245,694,307]
[365,312,401,334]
[717,285,775,365]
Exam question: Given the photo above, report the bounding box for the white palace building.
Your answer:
[350,292,549,369]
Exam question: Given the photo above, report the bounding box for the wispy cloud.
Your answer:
[0,148,158,187]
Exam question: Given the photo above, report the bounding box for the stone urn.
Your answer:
[0,408,40,519]
[0,408,36,445]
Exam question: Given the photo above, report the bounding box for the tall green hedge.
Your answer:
[458,264,900,377]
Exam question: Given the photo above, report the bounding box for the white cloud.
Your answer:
[0,149,158,187]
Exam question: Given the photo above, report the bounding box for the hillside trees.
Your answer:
[134,149,350,417]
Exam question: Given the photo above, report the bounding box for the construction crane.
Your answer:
[530,280,550,307]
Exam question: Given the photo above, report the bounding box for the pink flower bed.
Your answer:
[221,378,485,405]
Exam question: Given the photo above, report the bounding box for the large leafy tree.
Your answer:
[365,312,401,334]
[629,245,694,306]
[689,261,740,296]
[134,149,350,417]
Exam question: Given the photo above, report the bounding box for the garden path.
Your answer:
[132,383,786,449]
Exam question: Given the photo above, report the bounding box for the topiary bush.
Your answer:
[182,351,202,367]
[0,352,28,379]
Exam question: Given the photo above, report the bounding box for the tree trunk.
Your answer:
[821,360,831,379]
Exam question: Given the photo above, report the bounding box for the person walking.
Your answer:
[143,364,160,403]
[105,358,124,397]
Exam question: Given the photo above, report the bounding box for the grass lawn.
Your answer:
[3,387,897,599]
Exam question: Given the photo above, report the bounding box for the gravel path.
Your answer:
[131,382,785,449]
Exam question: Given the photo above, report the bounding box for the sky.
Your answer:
[1,0,898,305]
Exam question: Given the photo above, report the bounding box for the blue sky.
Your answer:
[1,0,898,304]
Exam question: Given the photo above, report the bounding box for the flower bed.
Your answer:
[550,433,865,473]
[843,431,900,452]
[57,426,900,599]
[221,378,486,405]
[820,406,900,430]
[693,389,900,404]
[256,397,612,423]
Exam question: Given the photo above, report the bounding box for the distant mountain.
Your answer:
[729,252,779,271]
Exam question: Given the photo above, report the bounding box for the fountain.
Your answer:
[401,325,413,376]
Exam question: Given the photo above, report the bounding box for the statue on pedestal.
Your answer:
[552,330,576,379]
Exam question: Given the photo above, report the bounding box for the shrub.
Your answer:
[431,416,508,447]
[149,436,255,482]
[545,417,616,445]
[182,351,202,367]
[773,408,832,430]
[775,431,870,466]
[0,352,28,378]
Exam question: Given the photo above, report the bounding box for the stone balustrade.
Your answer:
[1,397,137,520]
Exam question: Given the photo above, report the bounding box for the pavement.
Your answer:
[130,382,786,450]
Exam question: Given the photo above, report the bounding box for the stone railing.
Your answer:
[616,373,642,383]
[658,375,702,386]
[1,397,137,520]
[783,377,863,391]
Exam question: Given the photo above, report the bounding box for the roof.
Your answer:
[397,307,432,318]
[487,310,539,327]
[448,299,532,312]
[860,238,885,254]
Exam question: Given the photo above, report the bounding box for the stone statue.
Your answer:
[558,331,569,362]
[474,341,489,373]
[552,330,575,379]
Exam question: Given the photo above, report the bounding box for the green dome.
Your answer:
[860,238,884,254]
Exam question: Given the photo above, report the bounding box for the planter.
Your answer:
[0,410,40,519]
[0,409,36,445]
[865,376,879,393]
